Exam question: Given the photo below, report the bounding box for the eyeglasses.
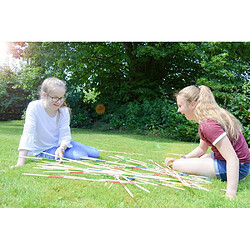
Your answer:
[47,94,65,103]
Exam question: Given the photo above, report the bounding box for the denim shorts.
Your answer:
[212,152,250,181]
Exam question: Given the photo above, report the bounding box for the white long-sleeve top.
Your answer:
[18,100,72,155]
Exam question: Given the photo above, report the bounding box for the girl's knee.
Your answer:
[70,141,99,158]
[90,148,99,158]
[172,160,179,171]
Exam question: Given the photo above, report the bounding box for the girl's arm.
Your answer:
[165,139,208,166]
[15,102,37,167]
[185,139,208,158]
[215,136,239,199]
[11,149,28,168]
[58,108,72,150]
[55,108,71,162]
[11,102,36,168]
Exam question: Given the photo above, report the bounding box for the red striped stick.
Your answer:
[122,175,150,193]
[116,176,134,198]
[22,173,130,184]
[149,159,191,187]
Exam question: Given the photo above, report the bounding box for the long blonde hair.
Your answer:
[176,85,242,141]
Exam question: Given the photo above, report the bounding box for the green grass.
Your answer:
[0,120,249,208]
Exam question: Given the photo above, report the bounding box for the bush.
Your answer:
[70,98,200,143]
[0,83,30,121]
[69,94,249,146]
[226,81,250,145]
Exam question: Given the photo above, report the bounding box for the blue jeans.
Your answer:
[212,153,250,181]
[36,140,99,160]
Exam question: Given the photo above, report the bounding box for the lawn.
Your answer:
[0,120,249,208]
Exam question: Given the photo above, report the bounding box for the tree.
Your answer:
[11,42,205,104]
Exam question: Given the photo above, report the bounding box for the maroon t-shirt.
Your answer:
[198,119,250,163]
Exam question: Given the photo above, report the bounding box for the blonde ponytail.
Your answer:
[177,85,242,141]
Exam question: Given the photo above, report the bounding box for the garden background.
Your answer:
[1,42,249,145]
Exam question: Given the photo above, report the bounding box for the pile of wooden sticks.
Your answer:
[22,152,211,198]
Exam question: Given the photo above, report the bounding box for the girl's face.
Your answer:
[176,95,196,121]
[43,87,66,111]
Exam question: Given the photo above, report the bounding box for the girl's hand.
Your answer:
[10,152,27,168]
[164,157,177,166]
[10,163,23,168]
[55,147,64,163]
[225,190,236,200]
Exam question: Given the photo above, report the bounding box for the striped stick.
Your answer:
[116,176,134,198]
[19,156,43,160]
[80,155,145,169]
[39,157,207,190]
[20,155,72,164]
[22,152,211,194]
[111,156,162,176]
[122,175,150,193]
[133,177,158,186]
[22,173,131,184]
[42,152,114,171]
[149,158,191,187]
[41,165,161,189]
[99,149,142,155]
[43,169,126,179]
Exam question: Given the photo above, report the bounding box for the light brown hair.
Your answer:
[176,85,242,141]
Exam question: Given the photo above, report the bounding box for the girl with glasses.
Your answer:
[12,77,99,167]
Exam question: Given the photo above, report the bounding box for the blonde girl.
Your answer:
[12,77,99,167]
[165,85,250,199]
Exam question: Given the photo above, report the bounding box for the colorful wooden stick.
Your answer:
[22,173,130,184]
[116,176,134,198]
[22,151,211,197]
[122,175,150,193]
[99,149,142,155]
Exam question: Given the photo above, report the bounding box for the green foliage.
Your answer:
[11,42,204,103]
[65,85,93,128]
[74,98,200,142]
[4,42,250,144]
[228,81,250,145]
[0,66,30,120]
